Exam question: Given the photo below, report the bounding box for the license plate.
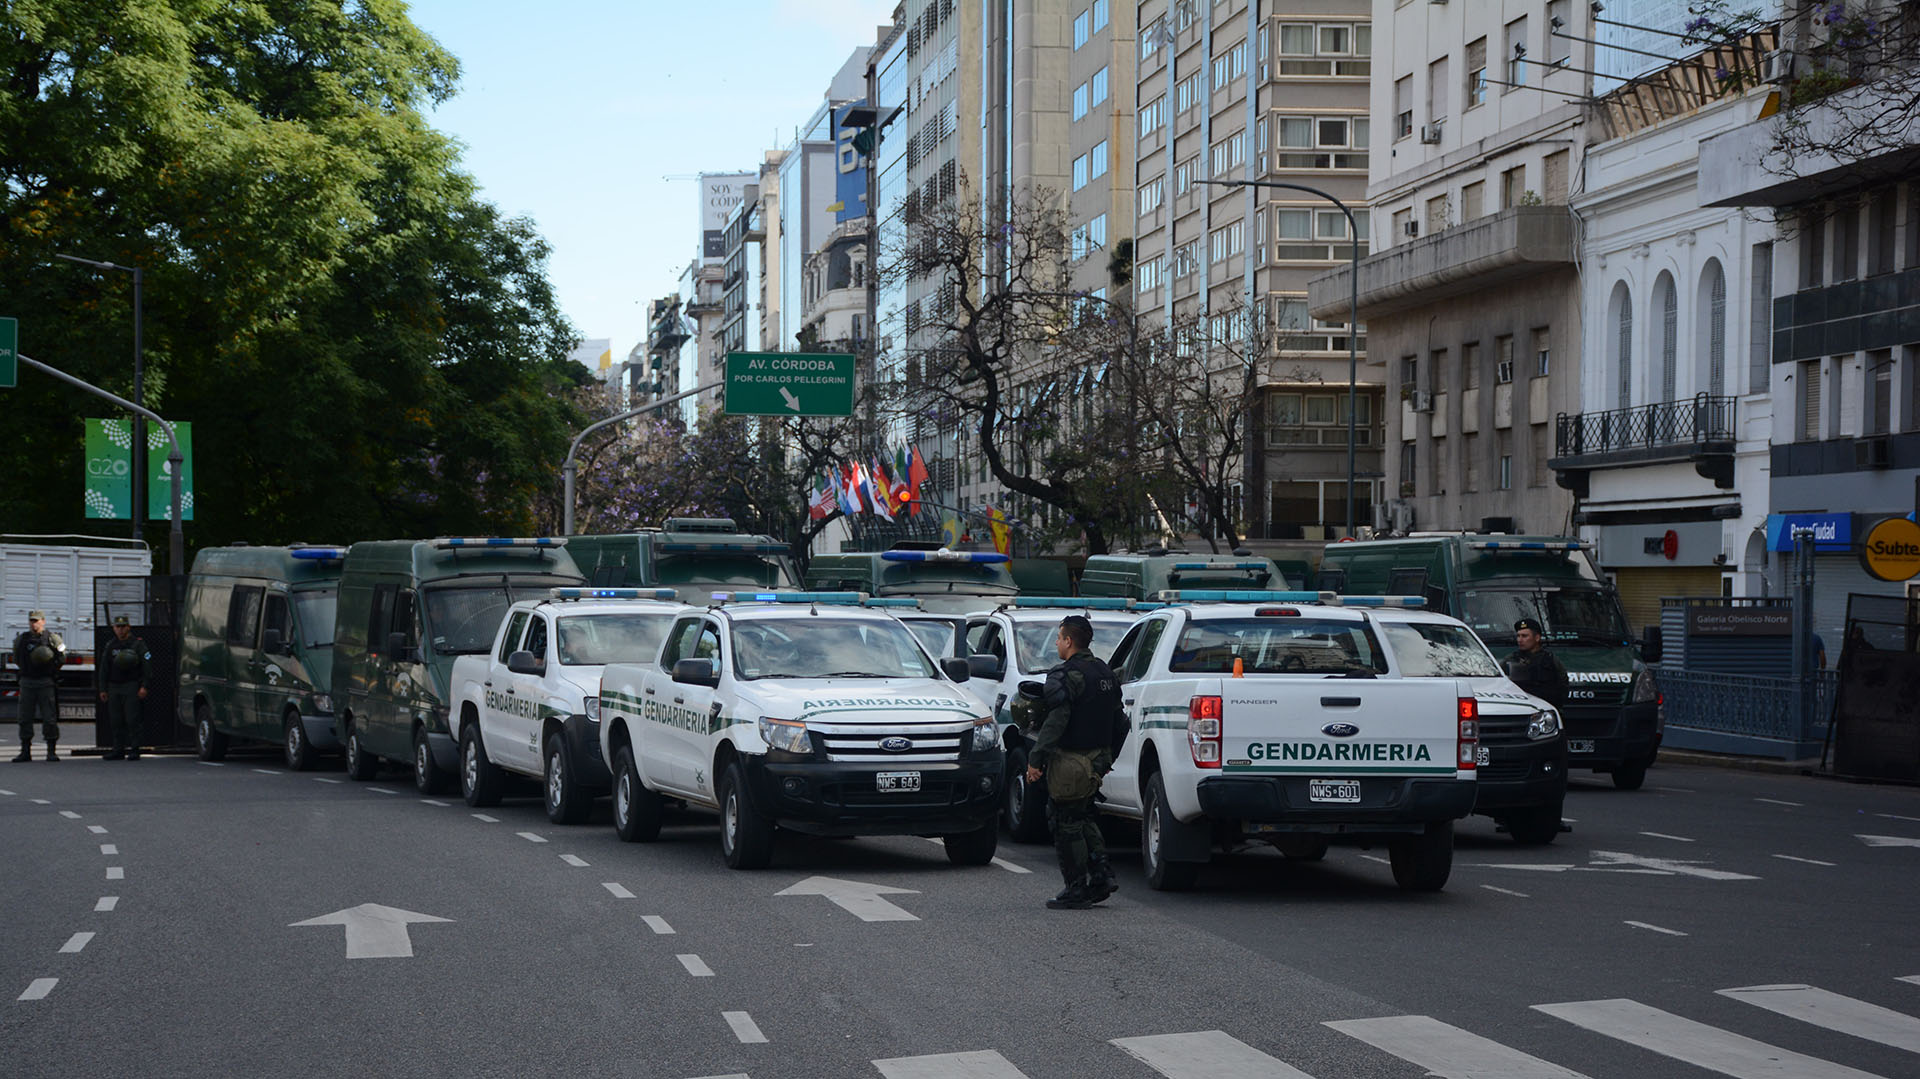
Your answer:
[1308,779,1361,803]
[1475,746,1491,766]
[1568,739,1595,754]
[58,703,94,719]
[876,771,921,792]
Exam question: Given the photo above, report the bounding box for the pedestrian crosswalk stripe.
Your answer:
[1534,998,1889,1079]
[722,1011,766,1044]
[1112,1030,1318,1078]
[872,1050,1028,1078]
[1327,1015,1591,1079]
[1720,984,1920,1054]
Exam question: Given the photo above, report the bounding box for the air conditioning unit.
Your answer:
[1411,390,1435,412]
[1403,220,1420,238]
[1855,435,1892,469]
[1419,124,1443,144]
[1761,49,1792,82]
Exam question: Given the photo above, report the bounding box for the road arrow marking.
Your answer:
[1857,834,1920,848]
[1589,851,1758,880]
[776,876,920,922]
[1625,920,1688,936]
[290,903,451,959]
[778,387,801,411]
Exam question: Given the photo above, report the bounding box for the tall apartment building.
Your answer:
[779,51,872,355]
[1139,0,1382,540]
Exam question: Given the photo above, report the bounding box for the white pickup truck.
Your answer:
[448,588,685,823]
[1089,591,1480,892]
[597,592,1004,869]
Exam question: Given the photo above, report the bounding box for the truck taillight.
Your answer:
[1189,695,1223,769]
[1458,697,1479,769]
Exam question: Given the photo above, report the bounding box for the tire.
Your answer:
[943,819,1000,866]
[1505,802,1563,846]
[1004,748,1050,844]
[195,703,229,762]
[1611,757,1650,791]
[460,724,504,808]
[413,727,451,796]
[718,761,773,869]
[283,713,313,772]
[1142,773,1200,891]
[544,736,592,825]
[343,723,379,782]
[612,747,662,842]
[1388,821,1454,892]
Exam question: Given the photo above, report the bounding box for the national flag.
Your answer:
[808,476,835,520]
[864,458,894,522]
[891,446,914,512]
[906,445,930,515]
[840,462,865,514]
[987,506,1012,555]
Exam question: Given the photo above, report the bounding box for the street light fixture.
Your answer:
[1195,178,1363,538]
[54,254,144,538]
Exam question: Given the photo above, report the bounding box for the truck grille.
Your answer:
[812,722,971,763]
[1477,713,1534,746]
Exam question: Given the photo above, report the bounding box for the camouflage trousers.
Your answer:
[1046,747,1111,887]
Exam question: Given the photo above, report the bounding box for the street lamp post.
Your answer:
[1195,178,1362,537]
[561,379,723,535]
[55,255,143,539]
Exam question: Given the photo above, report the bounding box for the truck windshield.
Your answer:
[653,554,795,599]
[901,618,961,658]
[424,583,567,655]
[556,613,678,666]
[1168,617,1388,675]
[1378,622,1502,677]
[1459,587,1631,646]
[1012,617,1136,671]
[730,618,939,680]
[292,589,337,650]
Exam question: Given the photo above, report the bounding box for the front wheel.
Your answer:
[718,761,774,869]
[544,737,592,825]
[612,747,662,842]
[283,713,313,772]
[460,725,504,808]
[1505,802,1563,846]
[1142,773,1200,891]
[413,728,451,796]
[195,703,228,763]
[343,724,378,782]
[1611,757,1650,791]
[1388,821,1454,892]
[1003,748,1050,844]
[944,819,999,866]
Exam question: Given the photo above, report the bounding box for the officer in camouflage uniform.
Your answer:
[13,611,66,762]
[1503,617,1569,709]
[97,615,151,761]
[1017,615,1129,910]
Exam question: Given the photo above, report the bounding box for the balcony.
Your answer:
[1308,206,1576,321]
[1550,395,1737,497]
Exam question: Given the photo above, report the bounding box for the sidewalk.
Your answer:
[1653,747,1827,776]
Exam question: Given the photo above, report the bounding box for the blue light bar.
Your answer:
[431,537,565,549]
[1169,561,1270,571]
[879,549,1011,564]
[657,541,789,554]
[1150,589,1334,604]
[1335,595,1427,608]
[711,591,865,604]
[1010,597,1136,610]
[550,587,679,602]
[289,547,346,561]
[862,597,922,608]
[1468,540,1584,551]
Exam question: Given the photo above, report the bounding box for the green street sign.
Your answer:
[723,351,855,417]
[0,317,16,388]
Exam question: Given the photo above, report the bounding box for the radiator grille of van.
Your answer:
[815,729,964,764]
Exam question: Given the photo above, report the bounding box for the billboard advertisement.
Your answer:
[84,417,194,521]
[700,172,754,261]
[830,100,870,224]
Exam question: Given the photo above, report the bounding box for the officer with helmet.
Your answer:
[12,611,66,762]
[97,615,151,760]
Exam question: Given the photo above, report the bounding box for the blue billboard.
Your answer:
[830,101,869,224]
[1765,513,1853,552]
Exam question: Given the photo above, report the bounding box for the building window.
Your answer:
[1209,220,1244,263]
[1136,256,1161,292]
[1399,441,1417,498]
[1611,281,1634,409]
[1466,37,1488,107]
[1092,0,1108,32]
[1425,194,1450,234]
[1394,75,1412,139]
[1497,336,1516,384]
[1211,43,1246,90]
[1497,430,1514,490]
[1833,201,1860,282]
[1797,359,1822,440]
[1750,241,1773,394]
[1428,56,1450,126]
[1464,341,1483,390]
[1271,114,1368,170]
[1703,260,1727,396]
[1138,176,1164,216]
[1500,165,1525,209]
[1543,150,1569,203]
[1400,356,1419,399]
[1072,154,1088,191]
[1073,9,1090,49]
[1175,157,1196,196]
[1072,83,1088,122]
[1091,139,1109,179]
[1464,432,1481,491]
[1209,132,1243,176]
[1461,180,1484,221]
[1868,187,1897,276]
[1140,18,1161,60]
[1532,327,1551,377]
[1800,209,1824,289]
[1089,213,1106,251]
[1505,16,1529,90]
[1869,349,1893,435]
[1173,242,1198,278]
[1531,424,1549,486]
[1091,65,1109,106]
[1655,272,1678,403]
[1431,348,1449,395]
[1139,95,1165,137]
[1176,72,1202,112]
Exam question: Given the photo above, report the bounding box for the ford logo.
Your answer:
[879,736,914,752]
[1321,722,1360,738]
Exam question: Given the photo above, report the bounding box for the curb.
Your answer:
[1655,748,1826,776]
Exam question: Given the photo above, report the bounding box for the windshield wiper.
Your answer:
[818,671,893,678]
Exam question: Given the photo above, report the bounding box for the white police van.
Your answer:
[597,592,1004,869]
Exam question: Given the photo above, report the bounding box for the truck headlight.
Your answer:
[971,716,998,751]
[1527,709,1561,740]
[1631,670,1659,704]
[757,716,811,754]
[313,694,333,715]
[583,696,600,722]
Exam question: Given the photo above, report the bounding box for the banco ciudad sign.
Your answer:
[724,351,855,418]
[1859,516,1920,582]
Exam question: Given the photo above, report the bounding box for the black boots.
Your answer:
[1085,856,1118,903]
[44,744,58,761]
[10,749,28,763]
[1046,882,1095,910]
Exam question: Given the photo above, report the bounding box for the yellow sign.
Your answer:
[1860,516,1920,582]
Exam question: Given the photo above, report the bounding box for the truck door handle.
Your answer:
[1320,696,1362,707]
[672,696,685,705]
[644,688,656,696]
[505,688,517,696]
[483,681,492,688]
[1123,698,1136,707]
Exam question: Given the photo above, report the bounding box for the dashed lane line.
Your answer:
[86,825,106,834]
[1640,832,1695,842]
[18,979,57,1001]
[59,811,81,820]
[1359,854,1390,865]
[366,787,399,795]
[0,789,14,796]
[1899,975,1920,986]
[912,836,1033,874]
[105,867,124,881]
[31,799,50,805]
[313,778,343,784]
[722,1011,767,1044]
[1773,854,1836,866]
[421,799,450,807]
[560,854,588,867]
[1754,797,1803,807]
[1481,885,1531,898]
[253,768,283,775]
[59,933,94,954]
[1650,786,1696,793]
[196,762,224,767]
[95,897,117,912]
[1877,813,1920,824]
[472,813,499,823]
[602,883,635,899]
[1625,920,1688,937]
[642,916,675,935]
[99,844,116,856]
[677,954,714,977]
[517,832,548,844]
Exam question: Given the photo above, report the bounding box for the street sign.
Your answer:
[0,317,16,388]
[724,351,854,417]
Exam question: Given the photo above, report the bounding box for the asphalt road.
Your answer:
[3,746,1917,1079]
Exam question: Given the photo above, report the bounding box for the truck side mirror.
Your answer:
[941,657,972,682]
[386,632,419,664]
[1640,625,1664,664]
[507,650,544,676]
[672,658,719,687]
[262,629,285,655]
[966,654,1003,680]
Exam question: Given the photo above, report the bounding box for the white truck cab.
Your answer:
[597,592,1005,869]
[449,587,686,823]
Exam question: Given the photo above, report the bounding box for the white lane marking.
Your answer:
[313,777,343,784]
[106,867,124,880]
[560,854,588,867]
[471,813,498,822]
[516,831,548,844]
[1535,998,1885,1079]
[1471,863,1577,872]
[31,798,51,804]
[59,810,81,819]
[366,787,398,795]
[1899,976,1920,987]
[59,932,94,954]
[602,883,634,899]
[290,903,451,960]
[677,954,714,977]
[95,897,118,912]
[722,1011,767,1044]
[991,857,1032,875]
[1640,831,1695,842]
[1651,785,1696,793]
[1721,984,1920,1053]
[1482,885,1532,898]
[1625,921,1688,936]
[18,979,57,1001]
[86,825,107,834]
[1857,834,1920,848]
[873,1050,1026,1078]
[642,915,675,935]
[1755,798,1803,807]
[1360,854,1390,865]
[1115,1030,1320,1078]
[99,844,117,855]
[0,789,14,795]
[1328,1015,1591,1079]
[1590,851,1759,880]
[197,761,224,767]
[420,799,449,807]
[253,768,283,775]
[1876,813,1920,823]
[686,1075,749,1079]
[774,876,919,922]
[1773,854,1837,867]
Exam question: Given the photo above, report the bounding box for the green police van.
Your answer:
[1318,535,1664,789]
[333,537,585,792]
[180,544,345,770]
[1079,551,1294,599]
[567,518,798,606]
[803,545,1018,614]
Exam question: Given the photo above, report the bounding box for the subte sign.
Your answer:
[1859,516,1920,582]
[723,351,855,417]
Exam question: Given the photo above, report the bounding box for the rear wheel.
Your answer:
[1142,773,1200,891]
[612,747,662,842]
[1505,802,1563,846]
[544,736,592,825]
[943,819,999,866]
[413,727,451,796]
[460,724,504,808]
[1004,747,1050,843]
[718,761,773,869]
[194,703,228,763]
[1388,821,1454,892]
[343,723,378,781]
[1611,757,1650,791]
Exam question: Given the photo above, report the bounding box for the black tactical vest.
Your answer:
[1060,652,1122,752]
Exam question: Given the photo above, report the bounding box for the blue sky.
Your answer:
[404,0,896,367]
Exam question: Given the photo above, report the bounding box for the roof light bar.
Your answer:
[1149,590,1335,604]
[1334,595,1427,608]
[657,541,790,554]
[879,548,1010,564]
[862,597,922,608]
[711,591,866,605]
[1009,597,1137,610]
[550,587,679,602]
[1468,540,1584,552]
[431,537,565,549]
[289,547,346,561]
[1168,561,1270,571]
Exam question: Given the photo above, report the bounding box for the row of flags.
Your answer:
[808,446,932,522]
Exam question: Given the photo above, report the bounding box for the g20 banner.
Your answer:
[84,418,194,521]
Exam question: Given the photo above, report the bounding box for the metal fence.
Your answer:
[1659,667,1837,758]
[1556,394,1737,458]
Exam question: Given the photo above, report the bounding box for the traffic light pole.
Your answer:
[561,379,722,535]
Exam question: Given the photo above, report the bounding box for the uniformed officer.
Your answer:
[97,615,151,761]
[1503,617,1569,709]
[12,611,66,762]
[1021,615,1129,910]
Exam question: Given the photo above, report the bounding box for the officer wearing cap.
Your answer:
[12,611,66,762]
[1503,617,1568,709]
[97,615,151,761]
[1019,615,1130,910]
